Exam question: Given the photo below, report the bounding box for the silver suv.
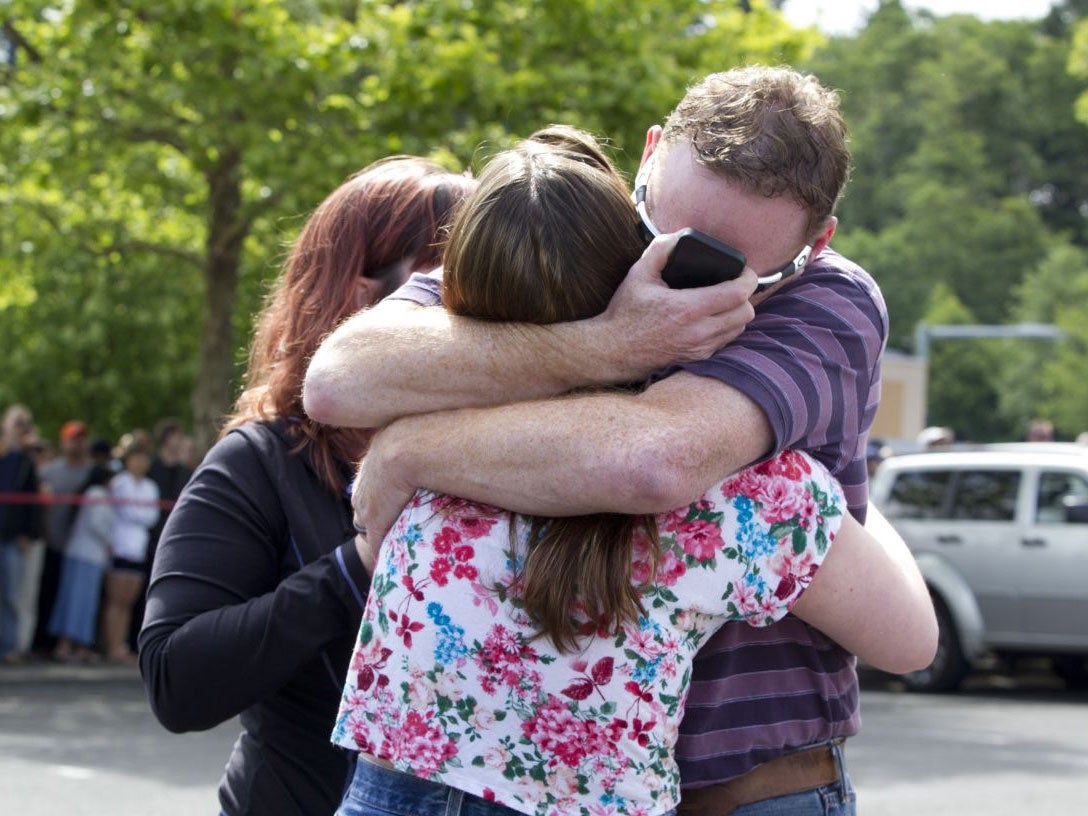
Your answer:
[869,443,1088,691]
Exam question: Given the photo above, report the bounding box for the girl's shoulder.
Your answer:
[717,450,838,505]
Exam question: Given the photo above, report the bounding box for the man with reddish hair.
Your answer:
[307,66,887,815]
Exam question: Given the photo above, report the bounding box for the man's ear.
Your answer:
[809,216,838,263]
[353,276,383,311]
[640,125,663,168]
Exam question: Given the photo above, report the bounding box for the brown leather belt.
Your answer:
[677,741,843,816]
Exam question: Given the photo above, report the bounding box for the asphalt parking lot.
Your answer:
[2,659,1086,816]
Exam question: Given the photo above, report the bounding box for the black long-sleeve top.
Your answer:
[0,448,41,541]
[139,420,369,816]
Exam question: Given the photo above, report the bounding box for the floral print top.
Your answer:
[332,450,844,816]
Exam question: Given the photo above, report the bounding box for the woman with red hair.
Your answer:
[139,157,475,816]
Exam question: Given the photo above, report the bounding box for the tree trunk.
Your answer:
[191,149,245,454]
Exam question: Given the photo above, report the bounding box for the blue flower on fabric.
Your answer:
[427,601,450,626]
[639,616,665,636]
[742,569,769,596]
[632,654,663,684]
[382,554,399,578]
[599,793,629,810]
[741,528,777,561]
[732,497,766,551]
[427,601,468,664]
[734,495,755,525]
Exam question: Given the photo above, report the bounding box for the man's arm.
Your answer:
[354,371,772,544]
[303,235,757,428]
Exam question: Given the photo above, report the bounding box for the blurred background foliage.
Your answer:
[2,0,1088,449]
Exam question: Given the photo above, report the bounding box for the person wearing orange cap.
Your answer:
[32,419,92,655]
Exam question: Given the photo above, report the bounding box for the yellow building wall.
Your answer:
[871,352,928,443]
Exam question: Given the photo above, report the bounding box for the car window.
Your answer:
[885,470,952,519]
[1035,471,1088,524]
[950,470,1020,521]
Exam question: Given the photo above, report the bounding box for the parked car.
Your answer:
[869,443,1088,691]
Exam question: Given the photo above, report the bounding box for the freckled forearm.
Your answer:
[377,374,771,517]
[304,302,620,428]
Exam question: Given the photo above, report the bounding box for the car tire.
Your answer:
[899,596,969,693]
[1053,657,1088,690]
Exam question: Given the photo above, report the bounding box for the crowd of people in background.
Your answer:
[3,393,1087,672]
[0,403,196,666]
[2,399,1086,672]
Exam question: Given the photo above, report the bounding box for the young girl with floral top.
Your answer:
[331,128,935,816]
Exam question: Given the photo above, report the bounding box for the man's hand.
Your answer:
[593,234,758,382]
[350,428,417,550]
[304,234,758,430]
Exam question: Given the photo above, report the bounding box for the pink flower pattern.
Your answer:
[333,452,844,816]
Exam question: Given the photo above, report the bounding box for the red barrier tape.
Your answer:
[0,492,176,510]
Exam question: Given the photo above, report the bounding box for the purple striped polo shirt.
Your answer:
[659,247,888,788]
[389,247,890,788]
[655,247,886,522]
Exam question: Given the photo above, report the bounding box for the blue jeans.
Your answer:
[337,756,679,816]
[727,741,855,816]
[337,758,522,816]
[0,541,26,658]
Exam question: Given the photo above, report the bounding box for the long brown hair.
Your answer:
[443,126,659,652]
[224,157,475,492]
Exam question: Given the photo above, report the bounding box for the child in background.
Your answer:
[101,433,159,665]
[48,465,115,663]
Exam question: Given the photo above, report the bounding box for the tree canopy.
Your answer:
[1,0,812,448]
[807,0,1088,440]
[3,0,1088,447]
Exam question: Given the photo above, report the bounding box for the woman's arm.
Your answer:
[138,431,369,732]
[790,504,938,674]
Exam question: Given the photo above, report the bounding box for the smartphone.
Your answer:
[661,228,747,289]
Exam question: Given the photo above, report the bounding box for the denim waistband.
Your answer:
[343,756,523,816]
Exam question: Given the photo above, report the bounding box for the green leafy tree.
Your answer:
[810,1,1088,350]
[1,0,815,447]
[1,1,371,447]
[834,181,1050,350]
[1036,275,1088,436]
[921,283,1011,442]
[995,243,1088,436]
[994,242,1088,437]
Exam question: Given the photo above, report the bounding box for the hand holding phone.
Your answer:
[661,228,747,289]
